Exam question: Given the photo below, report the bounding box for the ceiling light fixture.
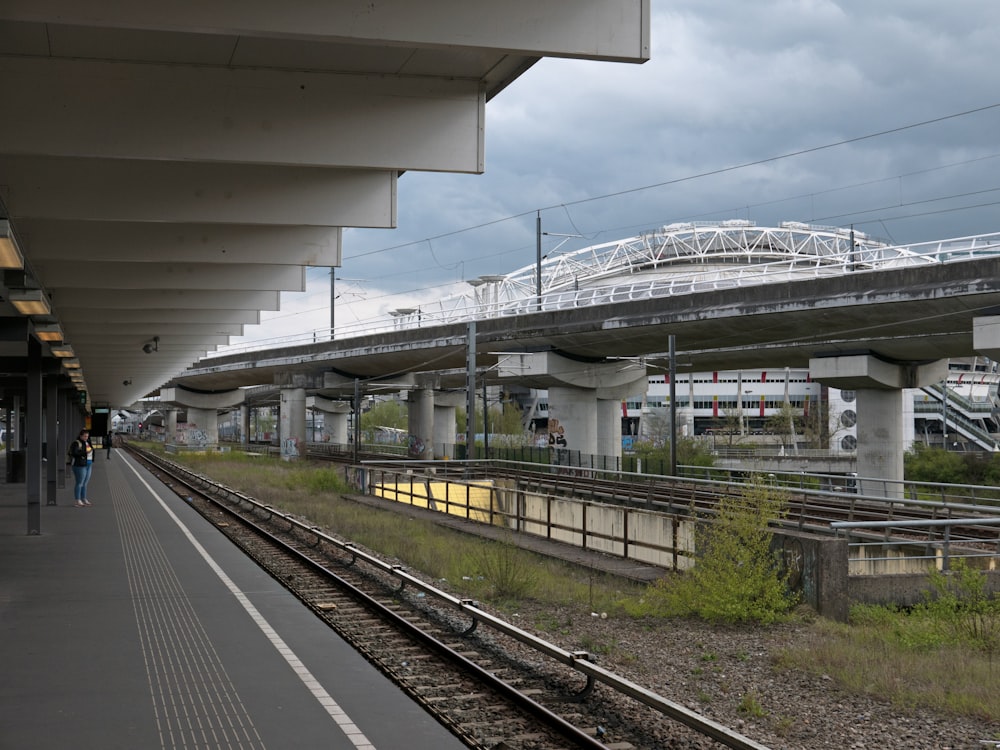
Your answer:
[0,221,25,270]
[33,323,63,342]
[49,343,75,358]
[8,288,51,316]
[142,336,159,354]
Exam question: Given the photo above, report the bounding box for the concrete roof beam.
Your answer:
[810,354,948,390]
[17,221,342,267]
[0,1,651,63]
[0,156,397,228]
[159,386,245,410]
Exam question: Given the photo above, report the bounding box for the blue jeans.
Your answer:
[72,463,93,501]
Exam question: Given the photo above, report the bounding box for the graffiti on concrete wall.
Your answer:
[407,434,426,458]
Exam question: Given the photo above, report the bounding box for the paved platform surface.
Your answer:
[0,450,466,750]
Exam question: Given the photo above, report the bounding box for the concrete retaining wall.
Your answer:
[368,469,997,622]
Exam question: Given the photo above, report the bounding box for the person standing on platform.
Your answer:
[69,428,95,507]
[105,430,113,459]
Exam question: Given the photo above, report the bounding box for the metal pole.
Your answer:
[330,270,335,340]
[466,322,476,461]
[535,211,542,312]
[352,377,360,464]
[942,378,948,449]
[483,378,489,456]
[669,334,677,476]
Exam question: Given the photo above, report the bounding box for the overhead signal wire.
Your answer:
[345,102,1000,262]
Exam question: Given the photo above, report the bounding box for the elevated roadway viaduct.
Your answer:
[170,254,1000,492]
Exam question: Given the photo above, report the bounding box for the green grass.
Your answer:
[775,610,999,721]
[149,445,1000,723]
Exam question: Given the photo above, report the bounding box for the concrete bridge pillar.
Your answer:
[325,410,349,445]
[499,352,646,465]
[279,387,307,460]
[407,387,435,460]
[239,404,250,447]
[306,396,351,445]
[433,391,465,459]
[159,387,245,447]
[548,386,598,460]
[811,355,947,497]
[166,409,178,442]
[596,397,625,464]
[185,408,218,445]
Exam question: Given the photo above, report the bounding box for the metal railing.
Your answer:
[206,229,1000,358]
[832,517,1000,569]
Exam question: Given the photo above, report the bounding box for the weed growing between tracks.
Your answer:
[153,446,1000,724]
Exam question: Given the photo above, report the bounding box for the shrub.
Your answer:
[920,559,1000,663]
[652,476,798,624]
[474,533,538,600]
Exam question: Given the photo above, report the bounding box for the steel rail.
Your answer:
[138,446,773,750]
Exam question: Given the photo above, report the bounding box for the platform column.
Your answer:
[811,355,947,498]
[279,387,307,460]
[45,372,58,505]
[407,387,434,460]
[57,388,69,489]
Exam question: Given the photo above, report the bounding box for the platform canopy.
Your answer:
[0,1,649,408]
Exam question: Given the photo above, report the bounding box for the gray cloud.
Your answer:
[237,2,1000,345]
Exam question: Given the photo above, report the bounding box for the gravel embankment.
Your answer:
[496,600,998,750]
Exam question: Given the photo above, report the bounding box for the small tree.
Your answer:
[904,444,967,484]
[764,402,800,450]
[632,437,714,474]
[656,475,797,623]
[799,398,830,449]
[360,399,407,432]
[712,409,747,447]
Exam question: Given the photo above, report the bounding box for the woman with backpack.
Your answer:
[68,429,95,507]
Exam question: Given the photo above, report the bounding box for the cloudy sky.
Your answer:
[226,1,1000,350]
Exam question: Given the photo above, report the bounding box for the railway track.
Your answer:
[129,446,771,750]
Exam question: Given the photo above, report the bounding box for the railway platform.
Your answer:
[0,449,467,750]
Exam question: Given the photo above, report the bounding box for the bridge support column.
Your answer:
[160,387,245,448]
[811,355,947,497]
[185,408,218,446]
[239,404,250,448]
[499,352,646,466]
[279,387,306,460]
[433,391,465,459]
[548,386,597,461]
[166,409,178,443]
[307,396,351,445]
[406,387,435,460]
[326,411,349,445]
[596,397,625,467]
